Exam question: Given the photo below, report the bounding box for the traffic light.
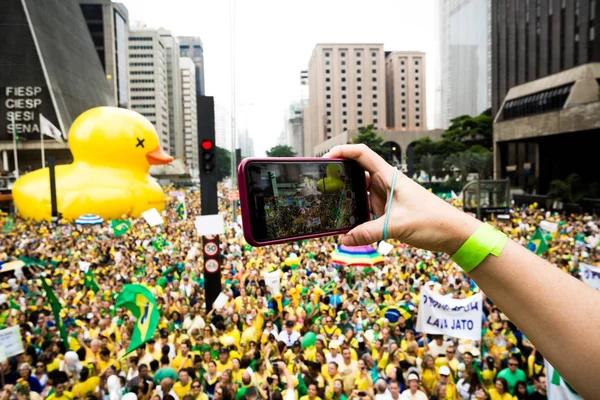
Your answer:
[201,139,215,173]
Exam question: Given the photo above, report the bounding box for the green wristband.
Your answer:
[451,223,508,273]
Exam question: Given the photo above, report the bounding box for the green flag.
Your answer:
[2,215,14,233]
[111,220,131,237]
[41,278,69,350]
[152,235,169,252]
[176,201,186,220]
[9,297,20,310]
[526,228,549,255]
[115,284,159,355]
[84,270,100,293]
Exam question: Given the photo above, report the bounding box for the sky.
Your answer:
[119,0,439,156]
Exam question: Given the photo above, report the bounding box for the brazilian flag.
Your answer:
[9,297,20,310]
[116,284,159,355]
[322,281,337,294]
[380,306,411,326]
[111,220,131,237]
[176,202,187,220]
[527,228,549,255]
[41,278,70,350]
[153,235,169,252]
[84,270,100,294]
[2,215,14,233]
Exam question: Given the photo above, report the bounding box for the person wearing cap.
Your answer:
[215,348,232,373]
[18,363,43,393]
[326,341,343,365]
[400,373,427,400]
[278,320,301,348]
[437,366,458,400]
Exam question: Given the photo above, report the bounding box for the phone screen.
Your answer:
[244,160,368,243]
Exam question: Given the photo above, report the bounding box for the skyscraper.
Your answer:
[158,29,183,159]
[178,37,205,96]
[385,51,427,130]
[127,28,170,151]
[436,0,491,128]
[78,0,130,108]
[214,103,231,151]
[305,44,387,156]
[180,57,199,177]
[287,102,305,156]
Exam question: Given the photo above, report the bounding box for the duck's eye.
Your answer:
[136,138,145,148]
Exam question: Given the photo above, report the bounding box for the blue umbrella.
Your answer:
[75,214,104,225]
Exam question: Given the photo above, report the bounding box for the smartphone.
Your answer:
[238,157,369,246]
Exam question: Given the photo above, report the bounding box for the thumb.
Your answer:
[341,218,385,246]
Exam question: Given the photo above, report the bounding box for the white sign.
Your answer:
[79,261,91,273]
[195,214,224,236]
[580,263,600,290]
[204,242,218,256]
[263,270,281,296]
[205,259,219,273]
[377,241,394,256]
[540,220,558,233]
[416,287,483,341]
[142,208,164,226]
[0,326,24,360]
[213,292,229,310]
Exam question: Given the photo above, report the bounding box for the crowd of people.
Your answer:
[0,183,597,400]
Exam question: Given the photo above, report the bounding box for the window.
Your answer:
[326,86,331,91]
[327,128,332,132]
[326,69,330,74]
[373,94,377,99]
[341,77,346,82]
[325,52,330,57]
[341,69,346,74]
[416,77,419,81]
[358,111,363,115]
[326,103,331,108]
[416,84,420,88]
[402,115,406,120]
[372,60,376,65]
[357,60,361,65]
[402,92,406,97]
[342,111,347,116]
[401,69,405,73]
[326,61,330,65]
[401,76,405,81]
[356,52,361,57]
[341,86,346,91]
[373,102,377,107]
[415,60,419,65]
[357,86,362,91]
[415,69,419,73]
[416,92,420,96]
[327,111,331,116]
[342,102,347,107]
[401,60,405,65]
[357,77,362,82]
[357,94,362,99]
[342,94,346,99]
[401,84,406,89]
[341,61,346,65]
[358,119,363,124]
[326,77,331,82]
[372,86,377,90]
[416,122,421,127]
[372,77,377,82]
[327,119,332,124]
[416,107,420,112]
[402,122,406,127]
[343,119,347,124]
[372,69,376,73]
[416,99,420,104]
[374,119,378,124]
[358,102,362,107]
[402,100,406,104]
[357,69,361,74]
[373,110,378,115]
[371,52,376,57]
[326,94,331,99]
[341,51,345,57]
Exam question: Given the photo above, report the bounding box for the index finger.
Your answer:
[323,144,390,174]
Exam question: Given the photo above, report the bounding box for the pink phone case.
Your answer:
[237,157,368,247]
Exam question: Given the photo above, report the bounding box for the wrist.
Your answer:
[440,209,483,255]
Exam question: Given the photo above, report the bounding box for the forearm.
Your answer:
[449,214,600,398]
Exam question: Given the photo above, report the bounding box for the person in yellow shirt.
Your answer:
[173,369,193,399]
[353,360,373,397]
[172,341,193,371]
[437,366,459,400]
[299,383,322,400]
[320,317,341,341]
[71,368,100,398]
[190,379,208,400]
[488,378,515,400]
[46,381,73,400]
[216,349,233,373]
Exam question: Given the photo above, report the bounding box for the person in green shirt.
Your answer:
[496,356,527,394]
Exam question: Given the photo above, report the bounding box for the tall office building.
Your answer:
[286,102,305,156]
[127,29,170,151]
[214,103,231,150]
[78,0,130,108]
[305,44,387,156]
[0,0,114,169]
[178,37,205,96]
[492,0,600,115]
[180,57,199,177]
[158,29,183,159]
[385,51,427,130]
[436,0,491,128]
[238,129,254,158]
[493,0,600,194]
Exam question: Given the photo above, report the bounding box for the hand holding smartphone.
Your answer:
[238,158,369,246]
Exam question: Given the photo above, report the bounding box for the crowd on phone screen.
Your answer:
[1,183,598,400]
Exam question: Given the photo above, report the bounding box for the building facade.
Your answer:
[287,102,305,156]
[214,103,232,151]
[238,129,254,158]
[78,0,130,108]
[385,51,427,130]
[305,44,387,156]
[178,37,206,96]
[158,30,183,159]
[0,0,114,170]
[492,0,600,195]
[436,0,491,128]
[492,0,600,116]
[127,29,170,151]
[180,57,198,178]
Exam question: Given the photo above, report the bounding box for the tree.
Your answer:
[266,145,296,157]
[548,173,585,204]
[215,146,231,181]
[416,154,444,183]
[442,110,493,149]
[468,149,493,180]
[352,124,385,157]
[445,152,474,184]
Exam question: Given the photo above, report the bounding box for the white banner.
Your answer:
[263,270,281,296]
[0,326,24,361]
[544,360,581,399]
[579,263,600,290]
[416,287,483,341]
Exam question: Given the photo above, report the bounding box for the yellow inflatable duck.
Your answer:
[317,163,345,192]
[12,107,173,221]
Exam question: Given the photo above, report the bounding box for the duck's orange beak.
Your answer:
[146,147,174,165]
